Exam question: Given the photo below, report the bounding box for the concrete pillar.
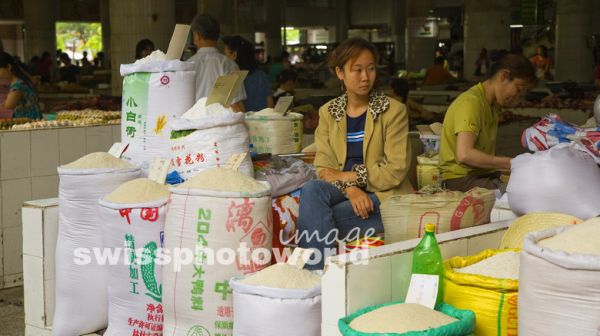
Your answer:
[100,0,111,68]
[391,0,407,65]
[405,0,436,72]
[555,0,593,82]
[264,0,283,61]
[463,0,511,81]
[23,0,57,60]
[109,0,175,95]
[196,0,254,41]
[336,0,349,43]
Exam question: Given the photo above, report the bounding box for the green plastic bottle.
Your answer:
[411,223,444,306]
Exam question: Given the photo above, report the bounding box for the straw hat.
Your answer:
[499,212,582,249]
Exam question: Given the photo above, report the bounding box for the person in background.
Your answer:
[273,69,297,104]
[58,53,80,83]
[93,51,106,69]
[135,39,155,60]
[475,48,490,76]
[223,35,273,111]
[27,56,40,77]
[38,52,53,83]
[80,51,94,75]
[530,44,551,80]
[390,77,434,122]
[439,52,536,193]
[268,51,291,83]
[423,56,455,85]
[435,48,449,70]
[296,38,412,270]
[187,13,246,112]
[0,52,42,119]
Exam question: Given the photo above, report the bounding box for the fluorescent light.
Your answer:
[510,24,524,28]
[316,45,327,50]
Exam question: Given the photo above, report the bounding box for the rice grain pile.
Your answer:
[241,263,320,289]
[499,212,582,249]
[104,178,169,204]
[349,303,457,333]
[454,251,520,280]
[182,98,235,119]
[63,152,134,169]
[177,168,267,193]
[539,218,600,255]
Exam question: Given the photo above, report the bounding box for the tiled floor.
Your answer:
[0,286,24,336]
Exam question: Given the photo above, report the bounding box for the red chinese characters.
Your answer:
[225,198,255,234]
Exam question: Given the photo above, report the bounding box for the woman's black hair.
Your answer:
[135,39,155,59]
[222,35,257,72]
[0,51,35,89]
[487,50,536,84]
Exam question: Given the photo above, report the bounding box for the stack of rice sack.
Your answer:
[54,153,141,335]
[230,262,322,336]
[519,218,600,335]
[162,168,272,336]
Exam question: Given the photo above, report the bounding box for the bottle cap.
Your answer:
[425,223,436,233]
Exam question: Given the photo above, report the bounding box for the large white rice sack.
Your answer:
[100,179,169,336]
[162,169,272,336]
[53,162,141,336]
[120,59,195,174]
[230,263,322,336]
[169,98,253,179]
[507,144,600,219]
[519,219,600,336]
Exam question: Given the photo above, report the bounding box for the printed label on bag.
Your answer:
[108,142,129,158]
[148,158,170,184]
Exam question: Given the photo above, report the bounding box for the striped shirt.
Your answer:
[344,112,366,171]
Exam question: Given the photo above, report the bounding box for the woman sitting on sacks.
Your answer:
[439,51,536,193]
[296,38,413,270]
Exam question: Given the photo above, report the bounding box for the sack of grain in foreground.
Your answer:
[499,212,582,249]
[444,249,520,336]
[162,168,272,336]
[230,263,322,336]
[519,218,600,336]
[338,301,474,336]
[100,178,169,336]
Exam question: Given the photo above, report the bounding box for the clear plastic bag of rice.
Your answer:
[62,152,134,169]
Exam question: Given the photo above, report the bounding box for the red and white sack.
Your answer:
[162,185,272,336]
[169,103,253,179]
[120,60,195,174]
[380,187,495,243]
[519,225,600,336]
[53,166,141,336]
[507,144,600,219]
[99,197,167,336]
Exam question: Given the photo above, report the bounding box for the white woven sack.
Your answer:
[99,197,167,336]
[120,61,195,174]
[169,114,253,179]
[245,111,303,155]
[53,166,141,336]
[229,277,321,336]
[507,144,600,219]
[162,186,272,336]
[519,225,600,336]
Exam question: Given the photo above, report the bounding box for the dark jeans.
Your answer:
[296,180,383,270]
[443,172,506,193]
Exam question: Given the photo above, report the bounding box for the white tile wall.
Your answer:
[2,178,32,229]
[0,226,3,279]
[31,176,59,200]
[58,127,86,165]
[23,255,45,327]
[86,126,113,153]
[467,230,505,255]
[346,256,391,314]
[1,131,31,180]
[3,225,23,275]
[31,130,59,177]
[112,125,121,143]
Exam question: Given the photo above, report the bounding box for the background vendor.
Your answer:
[439,52,536,193]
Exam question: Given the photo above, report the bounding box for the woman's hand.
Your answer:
[345,186,374,220]
[319,168,357,183]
